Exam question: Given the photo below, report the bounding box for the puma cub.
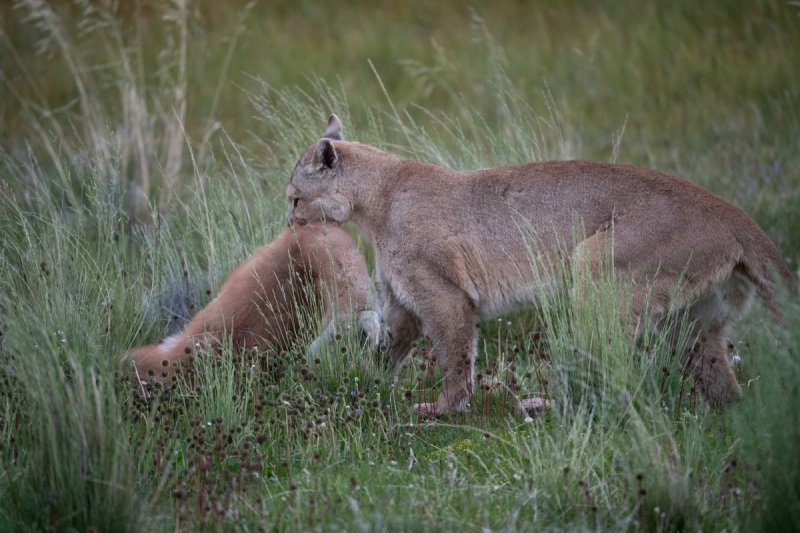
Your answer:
[287,114,794,415]
[127,222,381,383]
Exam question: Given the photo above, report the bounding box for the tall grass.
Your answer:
[0,163,144,530]
[730,293,800,530]
[2,0,253,217]
[1,1,798,530]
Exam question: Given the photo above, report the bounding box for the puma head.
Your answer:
[287,114,352,225]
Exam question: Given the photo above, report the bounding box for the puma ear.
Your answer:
[314,138,338,170]
[322,114,344,141]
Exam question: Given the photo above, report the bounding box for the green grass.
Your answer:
[1,1,799,530]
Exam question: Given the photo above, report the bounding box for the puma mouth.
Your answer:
[288,214,308,227]
[288,198,306,226]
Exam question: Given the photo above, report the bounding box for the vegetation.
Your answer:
[1,1,798,530]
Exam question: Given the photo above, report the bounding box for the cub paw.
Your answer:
[358,309,389,351]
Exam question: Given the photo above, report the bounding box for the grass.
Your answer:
[1,1,799,530]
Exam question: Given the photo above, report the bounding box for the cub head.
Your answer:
[287,114,352,225]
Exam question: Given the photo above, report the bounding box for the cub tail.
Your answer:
[126,333,194,384]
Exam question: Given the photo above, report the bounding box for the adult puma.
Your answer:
[287,114,793,415]
[127,222,382,383]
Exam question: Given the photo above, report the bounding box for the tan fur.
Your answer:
[288,115,794,415]
[126,222,381,383]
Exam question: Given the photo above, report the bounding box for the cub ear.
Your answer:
[322,114,344,141]
[313,138,338,170]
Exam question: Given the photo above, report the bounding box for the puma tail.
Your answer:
[737,219,795,317]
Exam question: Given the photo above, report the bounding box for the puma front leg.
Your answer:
[394,271,477,416]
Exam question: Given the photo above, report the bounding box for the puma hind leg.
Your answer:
[571,223,748,408]
[686,326,742,407]
[682,271,754,407]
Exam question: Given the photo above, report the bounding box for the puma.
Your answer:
[287,114,794,415]
[126,222,382,383]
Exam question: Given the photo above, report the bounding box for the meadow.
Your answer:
[1,1,799,530]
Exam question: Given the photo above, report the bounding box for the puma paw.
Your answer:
[700,375,742,408]
[517,397,550,417]
[413,397,470,417]
[413,402,441,417]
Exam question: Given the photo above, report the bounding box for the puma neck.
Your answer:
[336,142,403,242]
